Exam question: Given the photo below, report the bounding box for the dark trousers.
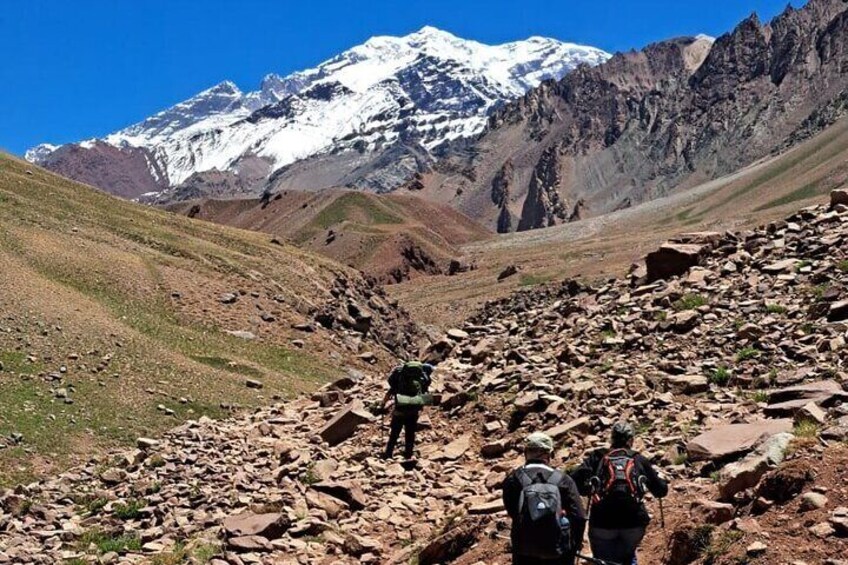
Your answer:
[384,409,419,459]
[512,555,574,565]
[589,527,645,564]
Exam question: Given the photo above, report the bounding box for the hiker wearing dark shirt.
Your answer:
[571,422,668,565]
[502,432,586,565]
[381,361,433,460]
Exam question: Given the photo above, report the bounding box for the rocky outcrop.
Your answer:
[429,0,848,232]
[517,146,569,231]
[36,141,167,199]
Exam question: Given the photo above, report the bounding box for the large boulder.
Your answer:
[686,419,793,461]
[718,432,793,501]
[831,188,848,208]
[318,403,373,446]
[646,243,704,282]
[755,459,814,503]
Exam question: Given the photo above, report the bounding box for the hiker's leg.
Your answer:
[403,411,419,459]
[588,527,621,562]
[384,415,403,458]
[617,527,645,564]
[589,527,644,563]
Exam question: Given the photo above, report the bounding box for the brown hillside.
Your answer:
[168,190,491,284]
[0,152,417,484]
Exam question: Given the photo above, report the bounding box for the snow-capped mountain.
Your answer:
[27,26,610,200]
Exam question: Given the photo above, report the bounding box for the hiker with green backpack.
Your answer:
[380,361,434,460]
[502,432,586,565]
[570,422,668,565]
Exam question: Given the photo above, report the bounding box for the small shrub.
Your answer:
[86,497,108,516]
[705,530,744,560]
[300,463,319,486]
[654,310,668,322]
[766,303,787,314]
[751,390,769,403]
[147,454,166,468]
[113,498,145,520]
[795,259,813,273]
[794,419,821,439]
[709,367,731,386]
[519,273,553,287]
[673,453,689,466]
[673,294,708,311]
[736,347,759,362]
[838,260,848,273]
[193,542,222,563]
[150,543,188,565]
[77,529,142,554]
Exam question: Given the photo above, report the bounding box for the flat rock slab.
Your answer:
[686,419,793,461]
[545,416,592,441]
[766,380,848,416]
[223,512,290,539]
[434,434,472,461]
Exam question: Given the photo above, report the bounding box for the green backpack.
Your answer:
[396,362,431,407]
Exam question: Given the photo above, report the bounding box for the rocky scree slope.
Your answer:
[4,192,848,563]
[26,27,608,200]
[421,0,848,233]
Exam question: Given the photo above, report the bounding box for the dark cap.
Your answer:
[611,421,635,444]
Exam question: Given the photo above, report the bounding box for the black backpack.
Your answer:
[395,362,429,407]
[513,467,571,559]
[593,449,643,505]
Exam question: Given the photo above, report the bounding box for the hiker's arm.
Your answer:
[570,453,599,496]
[382,369,400,409]
[560,477,587,554]
[501,473,520,519]
[422,364,434,392]
[640,455,669,498]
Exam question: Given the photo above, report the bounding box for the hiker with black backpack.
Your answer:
[502,432,586,565]
[381,361,433,460]
[571,422,668,565]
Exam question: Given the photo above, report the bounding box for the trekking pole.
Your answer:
[659,497,666,530]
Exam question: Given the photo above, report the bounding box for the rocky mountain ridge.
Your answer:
[419,0,848,233]
[25,27,608,200]
[4,190,848,563]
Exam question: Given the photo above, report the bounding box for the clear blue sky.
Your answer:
[1,0,804,155]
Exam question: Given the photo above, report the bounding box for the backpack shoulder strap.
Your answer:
[546,470,563,486]
[516,468,533,488]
